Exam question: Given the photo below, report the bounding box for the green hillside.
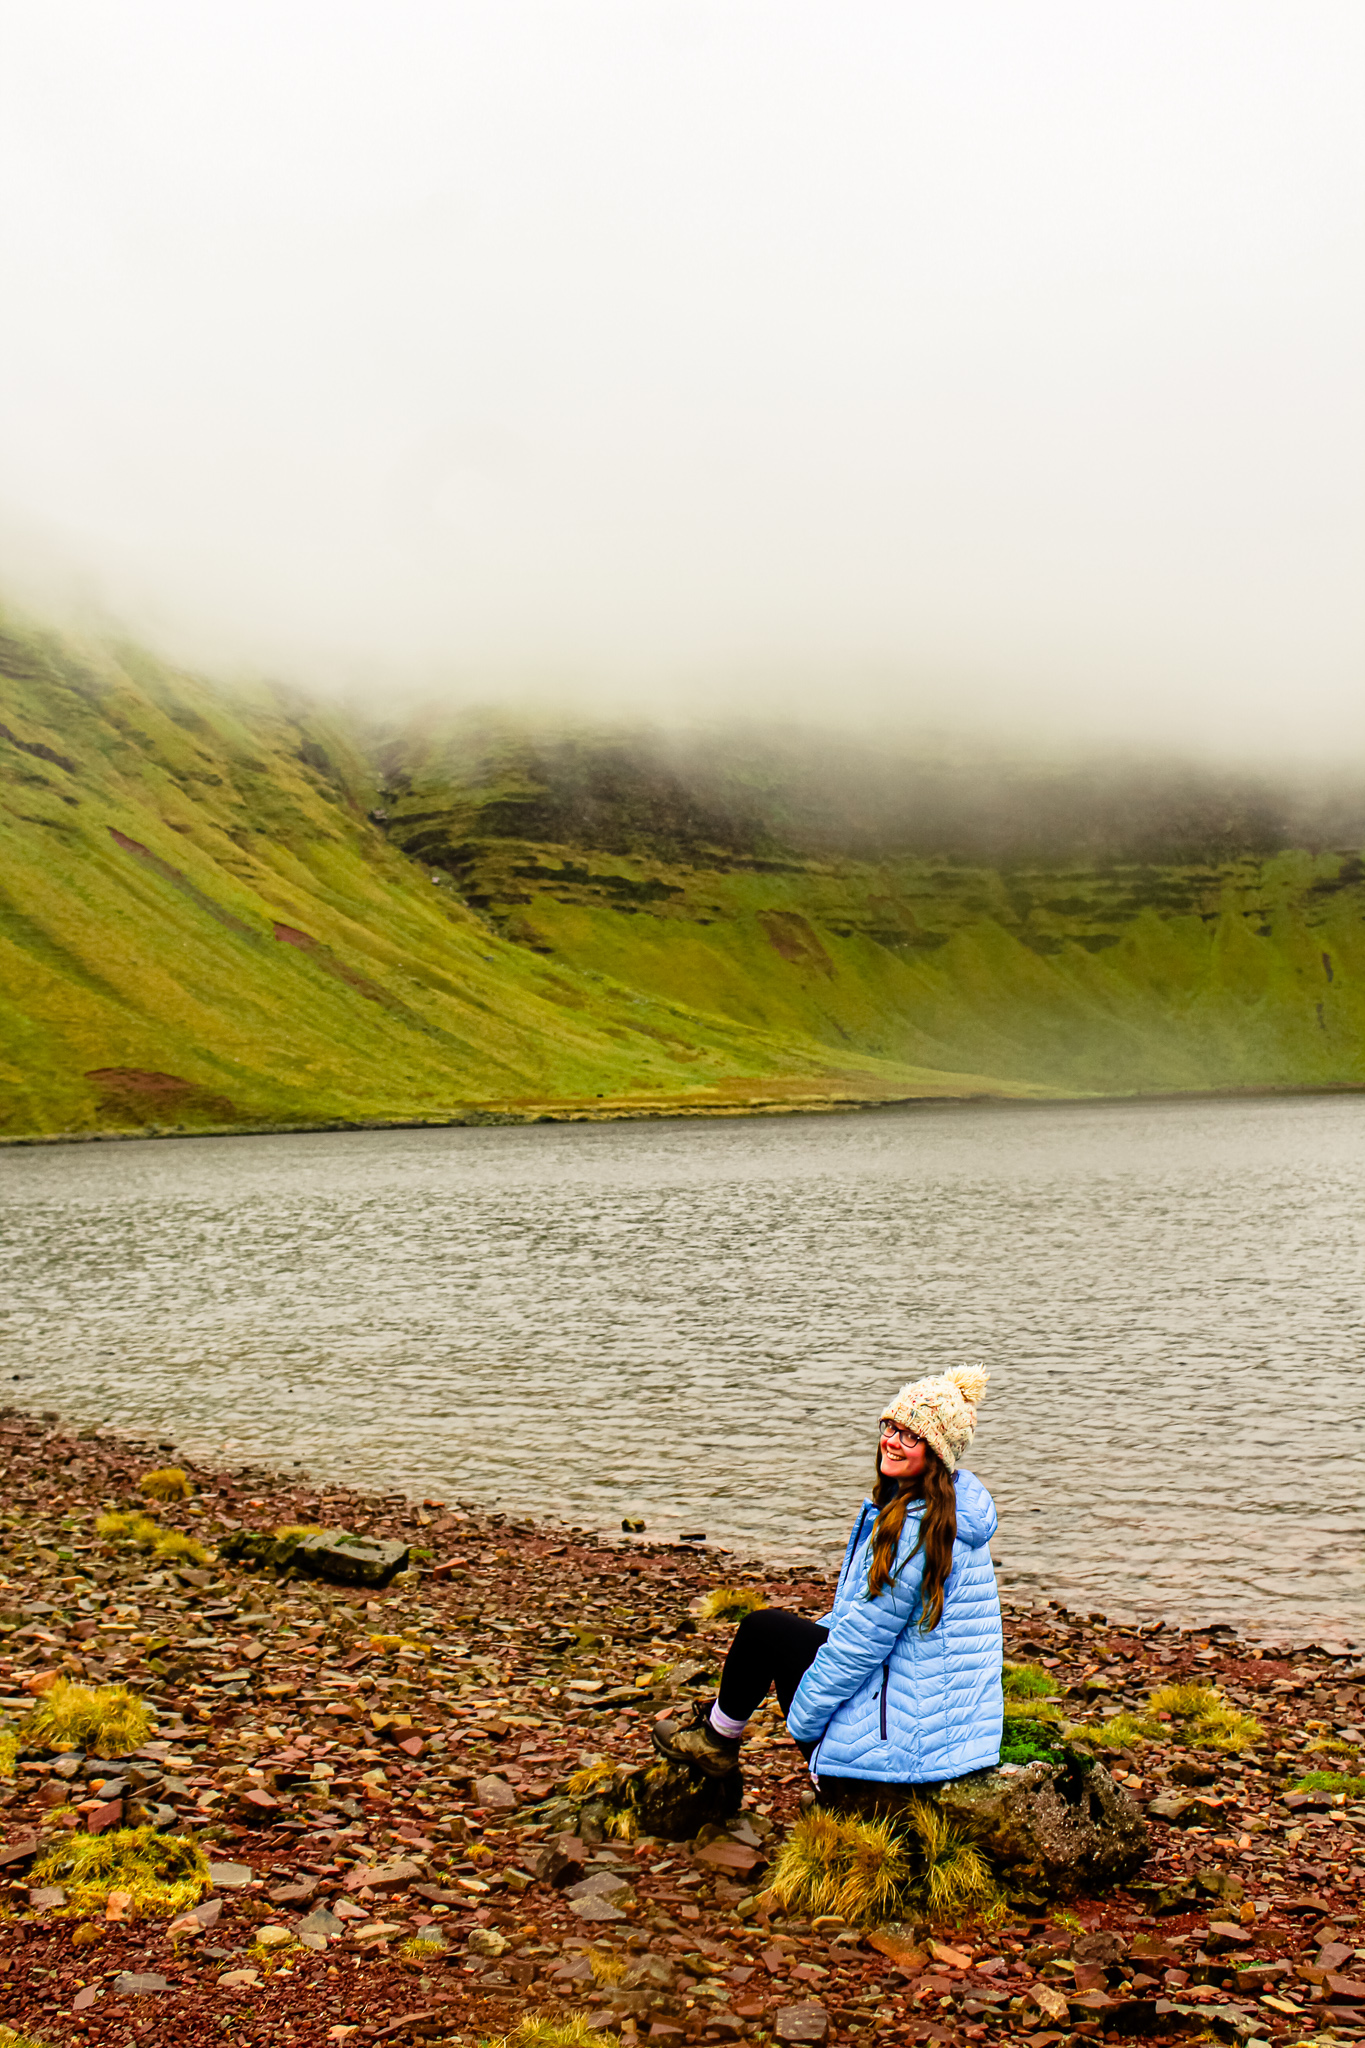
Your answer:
[2,615,1363,1140]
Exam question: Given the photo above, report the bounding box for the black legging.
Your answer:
[716,1607,829,1722]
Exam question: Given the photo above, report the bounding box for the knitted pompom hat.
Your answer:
[880,1365,989,1473]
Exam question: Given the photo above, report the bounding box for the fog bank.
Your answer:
[1,1,1362,757]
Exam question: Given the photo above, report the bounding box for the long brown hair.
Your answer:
[865,1448,957,1629]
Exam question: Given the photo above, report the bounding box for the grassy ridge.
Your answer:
[1,616,1362,1140]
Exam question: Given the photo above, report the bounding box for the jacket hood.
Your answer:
[861,1466,997,1548]
[952,1467,997,1548]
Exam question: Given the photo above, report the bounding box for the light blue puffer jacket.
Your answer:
[787,1469,1003,1783]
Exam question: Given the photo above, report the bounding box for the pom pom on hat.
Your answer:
[880,1364,989,1472]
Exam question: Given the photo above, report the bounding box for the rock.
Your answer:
[344,1858,424,1893]
[867,1928,931,1970]
[530,1842,585,1888]
[219,1525,411,1588]
[467,1926,510,1958]
[297,1906,345,1941]
[29,1885,66,1909]
[572,1894,627,1922]
[113,1972,170,1995]
[695,1837,765,1878]
[933,1756,1147,1896]
[1148,1791,1222,1828]
[567,1869,633,1921]
[773,1998,829,2043]
[473,1774,518,1810]
[1025,1984,1071,2024]
[1169,1758,1219,1786]
[617,1757,744,1840]
[293,1530,411,1589]
[207,1861,255,1888]
[623,1954,677,1991]
[255,1924,293,1949]
[219,1968,261,1988]
[1204,1922,1254,1953]
[1072,1930,1127,1967]
[234,1788,280,1826]
[622,1518,646,1533]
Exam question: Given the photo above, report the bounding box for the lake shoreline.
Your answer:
[2,1407,1364,2046]
[4,1076,1364,1149]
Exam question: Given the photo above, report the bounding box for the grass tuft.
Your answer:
[770,1801,995,1927]
[697,1586,768,1624]
[566,1758,617,1799]
[909,1799,997,1920]
[588,1947,628,1986]
[1002,1661,1060,1699]
[398,1935,449,1960]
[274,1524,324,1543]
[1148,1682,1262,1753]
[95,1511,209,1568]
[485,2021,619,2048]
[30,1828,209,1918]
[138,1468,192,1502]
[0,2029,54,2048]
[23,1680,152,1758]
[1072,1711,1164,1752]
[1293,1771,1365,1796]
[0,1730,16,1778]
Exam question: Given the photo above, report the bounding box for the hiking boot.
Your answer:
[651,1698,741,1777]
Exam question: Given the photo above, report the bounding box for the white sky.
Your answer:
[0,1,1361,750]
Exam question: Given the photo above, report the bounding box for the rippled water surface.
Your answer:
[2,1097,1361,1638]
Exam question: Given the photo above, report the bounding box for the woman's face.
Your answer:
[878,1422,929,1480]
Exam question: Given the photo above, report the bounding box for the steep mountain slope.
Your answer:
[2,616,1362,1140]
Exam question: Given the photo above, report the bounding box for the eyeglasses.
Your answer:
[878,1423,923,1449]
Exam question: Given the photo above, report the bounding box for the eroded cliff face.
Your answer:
[2,618,1363,1140]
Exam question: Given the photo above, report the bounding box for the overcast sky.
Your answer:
[0,1,1361,751]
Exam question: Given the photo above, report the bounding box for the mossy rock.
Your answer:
[519,1759,741,1843]
[933,1757,1147,1897]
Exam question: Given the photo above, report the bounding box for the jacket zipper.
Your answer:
[879,1661,890,1740]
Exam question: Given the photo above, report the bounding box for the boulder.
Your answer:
[218,1525,410,1589]
[932,1755,1147,1896]
[519,1756,742,1843]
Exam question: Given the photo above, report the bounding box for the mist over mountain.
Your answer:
[2,614,1363,1142]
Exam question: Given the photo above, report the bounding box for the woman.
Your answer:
[653,1367,1002,1797]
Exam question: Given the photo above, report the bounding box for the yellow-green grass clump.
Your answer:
[30,1828,209,1918]
[697,1586,768,1624]
[0,1729,17,1777]
[1294,1771,1365,1796]
[23,1680,152,1759]
[587,1948,628,1986]
[1002,1661,1060,1699]
[770,1802,995,1928]
[1148,1682,1262,1753]
[399,1935,449,1961]
[0,2028,54,2048]
[1002,1695,1064,1724]
[95,1510,210,1569]
[1072,1710,1164,1752]
[566,1758,617,1799]
[274,1523,324,1542]
[486,2021,619,2048]
[138,1467,192,1502]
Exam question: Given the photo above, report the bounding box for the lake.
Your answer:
[1,1095,1361,1642]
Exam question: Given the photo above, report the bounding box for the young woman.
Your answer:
[653,1367,1002,1797]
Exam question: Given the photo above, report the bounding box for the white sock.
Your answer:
[708,1703,747,1741]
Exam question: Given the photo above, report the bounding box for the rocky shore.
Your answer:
[0,1411,1362,2048]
